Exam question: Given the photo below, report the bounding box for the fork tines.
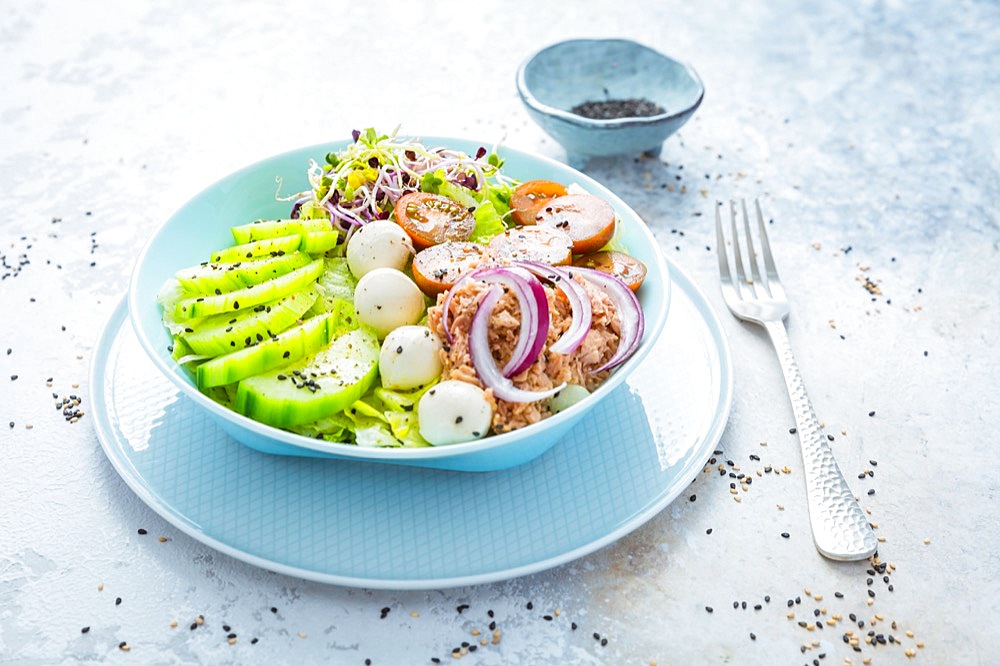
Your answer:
[715,199,786,304]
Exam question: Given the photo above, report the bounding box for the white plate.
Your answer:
[91,259,731,589]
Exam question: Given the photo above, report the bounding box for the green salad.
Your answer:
[157,128,647,447]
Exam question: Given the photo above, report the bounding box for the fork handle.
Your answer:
[764,320,878,561]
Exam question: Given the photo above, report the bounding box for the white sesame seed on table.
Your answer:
[1,0,998,664]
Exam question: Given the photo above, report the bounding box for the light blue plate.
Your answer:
[127,137,672,471]
[92,257,732,589]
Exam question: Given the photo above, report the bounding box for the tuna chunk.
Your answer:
[426,273,621,433]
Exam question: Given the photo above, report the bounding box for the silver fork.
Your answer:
[715,199,877,561]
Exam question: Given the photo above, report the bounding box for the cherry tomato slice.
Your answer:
[510,180,568,226]
[411,241,489,296]
[573,250,647,292]
[394,192,475,250]
[488,226,573,266]
[533,194,616,255]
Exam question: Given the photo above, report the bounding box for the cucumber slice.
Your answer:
[300,231,341,255]
[210,234,302,263]
[173,258,325,321]
[181,288,318,356]
[174,251,311,294]
[234,327,380,428]
[231,219,331,244]
[196,313,335,388]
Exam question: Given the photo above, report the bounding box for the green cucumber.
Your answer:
[300,231,341,255]
[181,288,318,356]
[174,251,312,294]
[231,218,331,244]
[210,234,302,263]
[234,327,380,428]
[196,313,335,388]
[173,258,325,320]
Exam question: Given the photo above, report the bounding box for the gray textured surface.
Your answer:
[2,0,998,663]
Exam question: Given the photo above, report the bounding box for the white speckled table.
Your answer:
[2,1,998,664]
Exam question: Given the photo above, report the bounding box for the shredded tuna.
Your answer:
[426,273,621,434]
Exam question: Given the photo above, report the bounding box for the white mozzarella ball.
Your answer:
[379,325,443,390]
[346,220,414,278]
[418,380,493,445]
[547,384,591,414]
[353,267,426,338]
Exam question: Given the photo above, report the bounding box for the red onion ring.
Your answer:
[518,261,592,355]
[469,285,565,403]
[574,267,644,372]
[469,266,549,377]
[440,267,549,377]
[439,275,470,345]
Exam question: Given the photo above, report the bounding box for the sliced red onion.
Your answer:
[518,261,592,355]
[439,275,471,345]
[469,285,565,403]
[440,267,548,377]
[574,267,645,373]
[470,266,548,377]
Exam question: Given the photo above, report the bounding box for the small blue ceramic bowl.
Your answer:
[516,39,704,166]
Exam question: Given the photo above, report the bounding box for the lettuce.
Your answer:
[470,200,506,243]
[291,383,434,447]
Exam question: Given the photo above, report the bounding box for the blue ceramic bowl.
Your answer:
[516,39,704,166]
[128,137,671,472]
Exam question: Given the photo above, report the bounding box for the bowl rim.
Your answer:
[127,135,671,463]
[515,38,705,129]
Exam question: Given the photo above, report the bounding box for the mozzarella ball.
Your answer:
[353,267,426,338]
[346,220,414,278]
[547,384,591,414]
[418,380,493,445]
[379,325,443,390]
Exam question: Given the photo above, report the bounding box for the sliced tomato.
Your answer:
[394,192,475,250]
[488,226,573,266]
[411,241,489,296]
[533,194,616,255]
[573,250,647,292]
[510,180,568,226]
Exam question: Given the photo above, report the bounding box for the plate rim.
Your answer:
[92,257,733,589]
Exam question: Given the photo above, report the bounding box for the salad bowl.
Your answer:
[128,136,671,471]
